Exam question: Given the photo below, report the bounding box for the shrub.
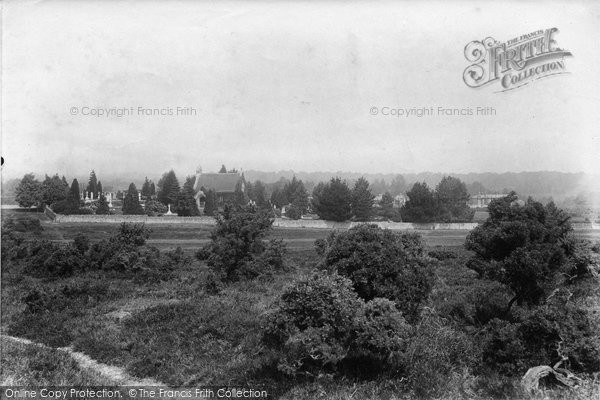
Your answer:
[428,248,457,260]
[353,298,411,363]
[196,204,285,282]
[262,271,363,376]
[145,200,167,216]
[263,272,414,378]
[1,223,28,262]
[481,294,600,376]
[238,239,287,280]
[116,223,151,247]
[432,278,514,327]
[285,205,303,220]
[164,246,192,268]
[72,233,90,254]
[51,200,79,215]
[317,224,435,322]
[23,240,86,278]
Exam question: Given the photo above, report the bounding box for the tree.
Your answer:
[351,177,374,221]
[122,183,145,215]
[400,182,437,223]
[157,170,180,206]
[311,178,353,222]
[203,189,217,216]
[97,181,103,196]
[435,176,474,222]
[219,164,227,173]
[86,170,98,199]
[68,179,81,210]
[15,174,42,208]
[96,194,110,215]
[270,187,288,209]
[253,181,270,209]
[286,177,309,215]
[176,176,200,216]
[150,182,156,197]
[41,174,68,206]
[141,177,152,198]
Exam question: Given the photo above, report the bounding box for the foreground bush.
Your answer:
[263,271,362,376]
[464,194,600,381]
[481,293,600,376]
[316,224,435,322]
[262,271,411,377]
[196,204,286,282]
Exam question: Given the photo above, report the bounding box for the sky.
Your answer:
[2,0,599,181]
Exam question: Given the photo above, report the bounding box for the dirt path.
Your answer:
[1,334,163,386]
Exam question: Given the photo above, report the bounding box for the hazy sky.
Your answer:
[2,0,599,180]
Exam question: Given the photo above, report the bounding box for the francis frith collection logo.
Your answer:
[463,28,572,92]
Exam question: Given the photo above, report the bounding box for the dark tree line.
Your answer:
[400,176,474,223]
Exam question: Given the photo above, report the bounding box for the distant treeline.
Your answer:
[244,170,589,198]
[3,170,596,204]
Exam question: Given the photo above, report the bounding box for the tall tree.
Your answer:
[435,176,474,222]
[219,164,227,173]
[253,181,270,209]
[311,178,352,222]
[122,183,145,215]
[400,182,437,223]
[157,170,181,206]
[291,183,309,214]
[41,174,68,206]
[284,176,309,214]
[97,181,103,196]
[351,177,375,221]
[86,170,98,199]
[176,176,200,216]
[150,182,156,196]
[15,174,42,208]
[270,187,288,209]
[68,179,81,210]
[141,177,152,198]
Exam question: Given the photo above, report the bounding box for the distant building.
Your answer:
[393,194,407,208]
[193,166,245,211]
[469,193,506,208]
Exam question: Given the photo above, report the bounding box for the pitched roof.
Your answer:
[195,173,241,194]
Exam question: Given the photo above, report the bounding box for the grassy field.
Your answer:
[2,210,599,399]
